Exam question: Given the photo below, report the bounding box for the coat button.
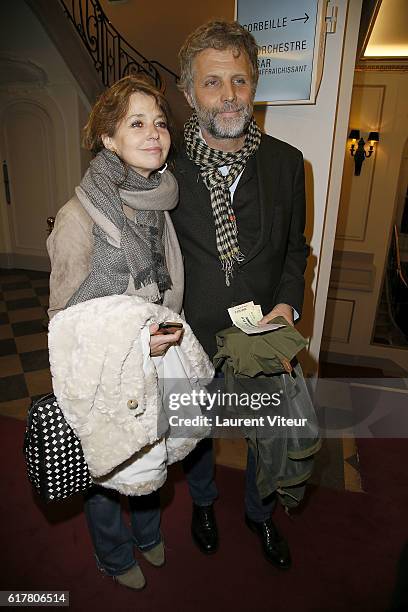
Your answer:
[127,399,138,409]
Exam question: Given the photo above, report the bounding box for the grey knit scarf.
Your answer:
[184,113,261,285]
[66,149,179,308]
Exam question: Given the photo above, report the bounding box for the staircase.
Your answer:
[373,290,408,347]
[58,0,179,90]
[373,250,408,348]
[25,0,180,108]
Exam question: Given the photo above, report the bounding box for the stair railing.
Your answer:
[58,0,179,90]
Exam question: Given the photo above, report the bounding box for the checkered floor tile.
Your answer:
[0,268,51,420]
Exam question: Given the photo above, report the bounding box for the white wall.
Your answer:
[0,0,91,261]
[322,68,408,371]
[254,0,362,373]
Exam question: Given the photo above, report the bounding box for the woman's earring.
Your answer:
[102,136,117,154]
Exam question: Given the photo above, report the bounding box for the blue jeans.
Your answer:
[84,486,161,576]
[183,438,276,522]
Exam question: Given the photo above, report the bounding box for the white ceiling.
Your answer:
[364,0,408,57]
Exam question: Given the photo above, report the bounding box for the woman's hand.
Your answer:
[149,323,183,357]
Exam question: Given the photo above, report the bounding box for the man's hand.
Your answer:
[258,303,294,327]
[149,323,183,357]
[258,304,294,373]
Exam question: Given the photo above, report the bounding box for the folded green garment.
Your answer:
[212,317,320,505]
[213,316,308,376]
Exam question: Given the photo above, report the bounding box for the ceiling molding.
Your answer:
[356,0,383,63]
[356,61,408,71]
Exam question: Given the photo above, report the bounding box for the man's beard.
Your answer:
[193,98,253,139]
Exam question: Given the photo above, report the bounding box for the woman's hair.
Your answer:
[178,20,259,96]
[83,75,174,155]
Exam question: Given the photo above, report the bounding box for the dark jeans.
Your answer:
[183,438,276,522]
[83,486,161,576]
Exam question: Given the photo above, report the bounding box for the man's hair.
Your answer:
[83,75,173,155]
[178,20,259,95]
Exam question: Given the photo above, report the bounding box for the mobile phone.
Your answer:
[157,321,183,335]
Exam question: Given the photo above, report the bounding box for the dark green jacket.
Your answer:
[214,320,321,508]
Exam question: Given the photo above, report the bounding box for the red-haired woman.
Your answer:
[47,76,183,590]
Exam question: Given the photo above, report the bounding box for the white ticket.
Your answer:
[228,301,285,335]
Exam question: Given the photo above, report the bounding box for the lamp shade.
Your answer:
[349,129,360,140]
[368,131,379,143]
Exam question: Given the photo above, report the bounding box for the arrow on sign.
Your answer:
[291,12,309,24]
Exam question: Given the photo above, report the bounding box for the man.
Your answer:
[171,21,308,569]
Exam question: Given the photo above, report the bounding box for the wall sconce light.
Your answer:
[348,129,380,176]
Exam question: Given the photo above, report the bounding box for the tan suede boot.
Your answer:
[114,564,146,590]
[141,540,165,567]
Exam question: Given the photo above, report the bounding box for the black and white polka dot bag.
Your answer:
[23,393,93,502]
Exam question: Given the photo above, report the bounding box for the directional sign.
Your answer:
[235,0,327,105]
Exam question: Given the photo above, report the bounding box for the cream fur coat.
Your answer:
[48,294,214,496]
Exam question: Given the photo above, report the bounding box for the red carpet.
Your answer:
[1,416,406,612]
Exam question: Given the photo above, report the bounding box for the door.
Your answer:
[1,100,57,269]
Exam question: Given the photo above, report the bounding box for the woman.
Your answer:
[47,76,185,590]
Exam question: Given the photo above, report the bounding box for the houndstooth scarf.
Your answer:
[66,149,179,308]
[184,113,261,285]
